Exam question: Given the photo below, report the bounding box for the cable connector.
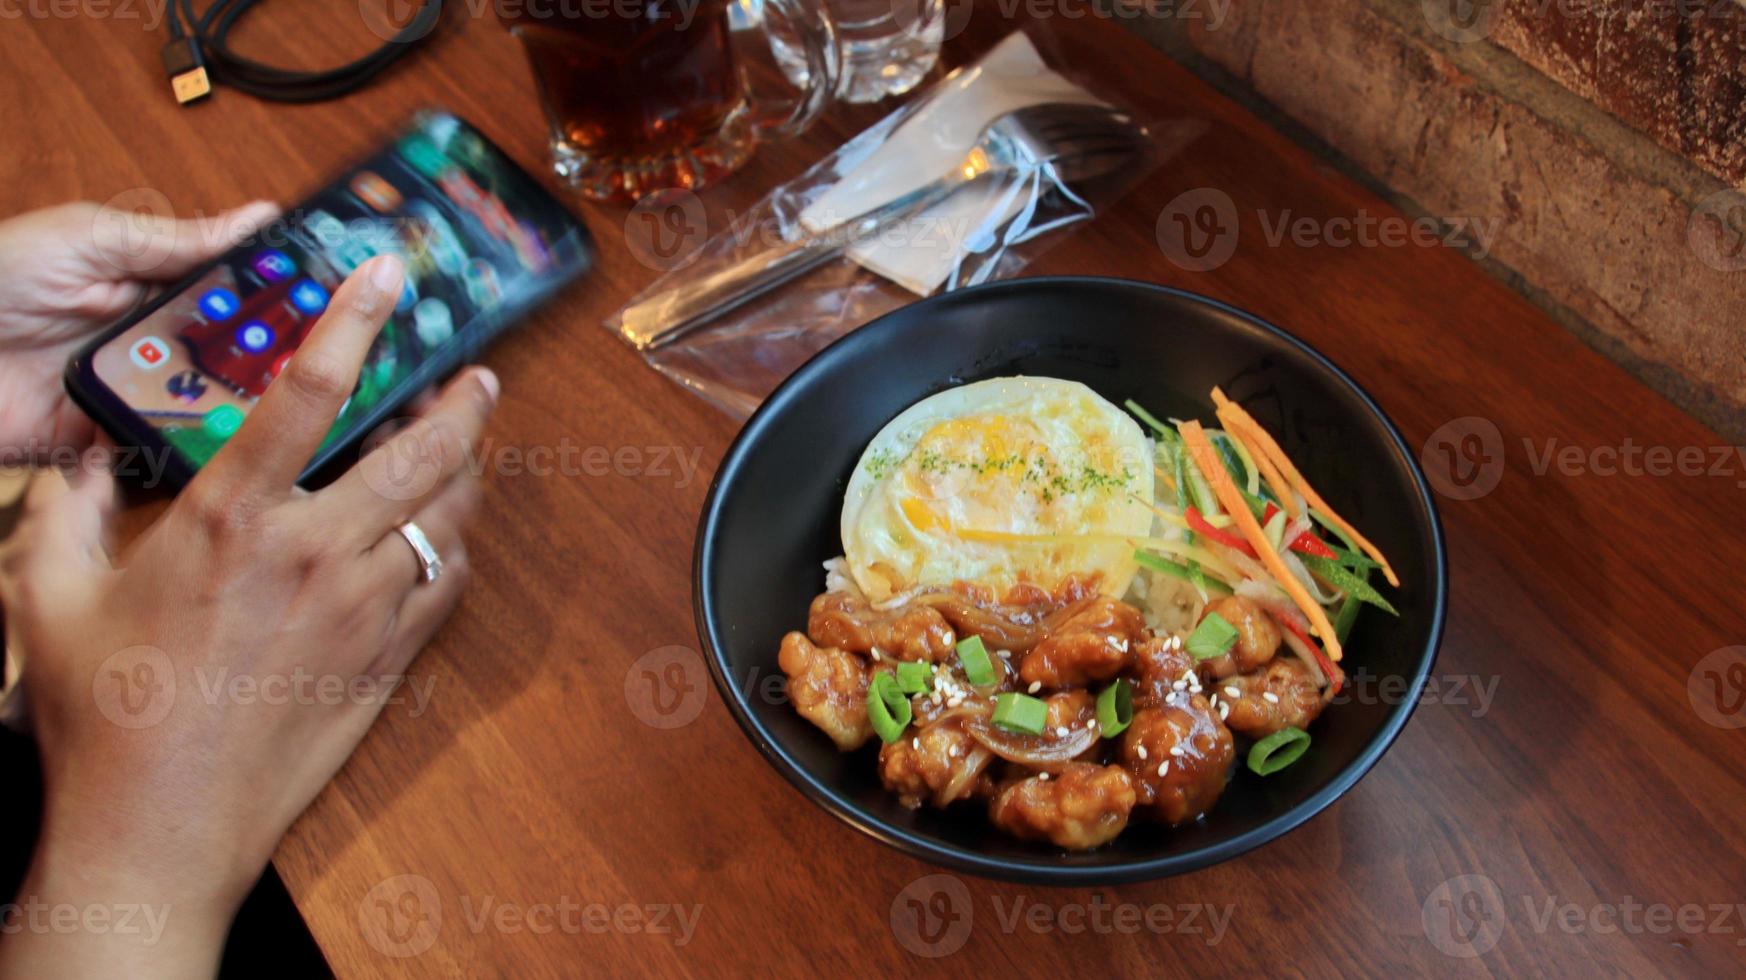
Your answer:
[161,38,212,105]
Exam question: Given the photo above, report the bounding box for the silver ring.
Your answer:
[395,521,443,584]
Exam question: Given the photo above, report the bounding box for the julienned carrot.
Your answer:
[1210,388,1399,588]
[1213,400,1298,518]
[1180,420,1344,662]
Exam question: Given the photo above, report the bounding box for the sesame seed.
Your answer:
[1137,745,1149,760]
[911,737,919,750]
[950,745,961,757]
[1038,772,1050,781]
[871,649,882,661]
[1217,702,1230,719]
[1028,681,1041,694]
[1172,680,1187,691]
[1180,668,1195,683]
[1055,726,1069,737]
[1224,685,1241,699]
[1263,691,1281,704]
[947,696,964,708]
[1157,761,1169,777]
[1169,745,1185,757]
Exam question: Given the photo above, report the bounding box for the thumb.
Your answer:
[85,199,281,281]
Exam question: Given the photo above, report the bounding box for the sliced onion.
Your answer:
[964,717,1097,772]
[1280,514,1313,554]
[1207,537,1270,583]
[1236,578,1311,635]
[915,593,1050,652]
[1278,623,1326,688]
[934,746,993,806]
[1284,550,1342,606]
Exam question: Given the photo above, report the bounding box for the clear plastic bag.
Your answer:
[604,30,1204,417]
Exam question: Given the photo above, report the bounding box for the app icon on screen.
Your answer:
[289,279,330,316]
[202,405,245,439]
[351,171,404,213]
[198,288,240,322]
[166,370,208,403]
[235,320,276,354]
[251,250,296,283]
[129,336,171,370]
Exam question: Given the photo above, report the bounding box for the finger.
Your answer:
[319,367,498,542]
[201,255,405,499]
[84,200,281,280]
[0,462,117,602]
[371,541,470,678]
[359,467,482,586]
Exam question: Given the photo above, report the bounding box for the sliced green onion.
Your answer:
[1263,507,1288,552]
[1334,592,1364,645]
[894,660,933,695]
[1186,558,1211,601]
[1134,550,1233,597]
[955,635,997,688]
[1246,726,1311,775]
[1298,554,1398,615]
[1096,679,1133,738]
[1186,611,1239,661]
[866,672,912,744]
[1329,544,1381,572]
[991,692,1048,735]
[1124,399,1174,437]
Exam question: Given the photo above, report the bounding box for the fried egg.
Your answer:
[841,377,1155,603]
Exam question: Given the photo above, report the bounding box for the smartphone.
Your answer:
[65,110,594,489]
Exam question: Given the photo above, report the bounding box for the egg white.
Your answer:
[840,377,1155,603]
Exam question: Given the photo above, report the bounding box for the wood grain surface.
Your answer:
[5,2,1745,976]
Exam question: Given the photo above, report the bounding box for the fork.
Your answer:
[619,102,1151,350]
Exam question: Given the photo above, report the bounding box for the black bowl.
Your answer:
[693,277,1446,884]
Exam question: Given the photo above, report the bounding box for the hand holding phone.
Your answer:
[0,253,497,977]
[0,199,279,459]
[64,111,592,488]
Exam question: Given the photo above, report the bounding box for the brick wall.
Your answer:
[1128,0,1746,439]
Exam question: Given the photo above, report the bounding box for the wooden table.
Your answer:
[7,2,1745,976]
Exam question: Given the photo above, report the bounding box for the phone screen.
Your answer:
[84,111,590,474]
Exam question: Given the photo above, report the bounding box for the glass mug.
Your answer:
[499,0,841,201]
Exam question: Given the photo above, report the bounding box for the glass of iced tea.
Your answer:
[498,0,841,201]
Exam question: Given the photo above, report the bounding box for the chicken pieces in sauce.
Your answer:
[989,763,1137,850]
[778,632,874,751]
[777,583,1336,850]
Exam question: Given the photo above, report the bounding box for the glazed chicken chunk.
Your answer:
[988,763,1137,850]
[1217,655,1327,738]
[1019,596,1147,688]
[1195,595,1282,679]
[1118,700,1235,825]
[778,632,874,750]
[879,721,991,808]
[807,592,957,662]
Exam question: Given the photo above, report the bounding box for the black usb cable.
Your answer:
[161,0,446,105]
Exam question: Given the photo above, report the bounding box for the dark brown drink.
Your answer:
[499,0,751,199]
